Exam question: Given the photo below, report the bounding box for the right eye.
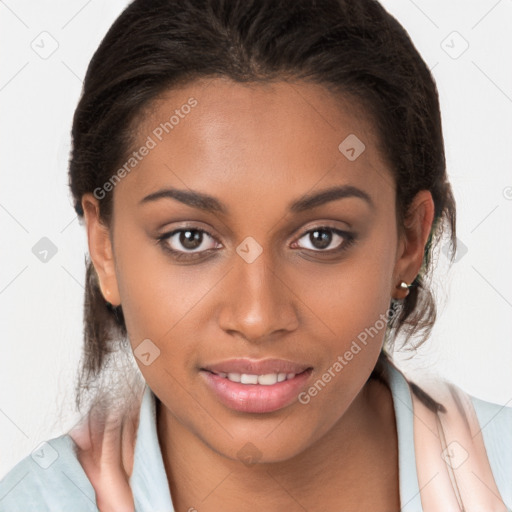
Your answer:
[157,227,221,260]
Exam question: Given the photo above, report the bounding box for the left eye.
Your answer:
[294,227,351,252]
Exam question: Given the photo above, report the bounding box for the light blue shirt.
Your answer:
[1,358,511,511]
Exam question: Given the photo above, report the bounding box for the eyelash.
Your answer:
[156,225,357,262]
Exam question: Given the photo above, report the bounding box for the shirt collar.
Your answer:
[129,384,175,511]
[382,356,423,511]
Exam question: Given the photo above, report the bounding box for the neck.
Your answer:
[156,375,399,512]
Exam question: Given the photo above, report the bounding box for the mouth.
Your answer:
[199,367,313,414]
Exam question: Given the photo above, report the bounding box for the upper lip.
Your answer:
[201,358,312,375]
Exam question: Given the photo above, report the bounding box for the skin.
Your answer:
[82,77,434,511]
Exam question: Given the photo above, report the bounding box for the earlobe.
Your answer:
[81,193,121,307]
[392,190,435,300]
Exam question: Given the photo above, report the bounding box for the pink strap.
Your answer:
[410,377,507,511]
[69,402,140,512]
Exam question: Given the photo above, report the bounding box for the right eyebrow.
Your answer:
[139,187,227,214]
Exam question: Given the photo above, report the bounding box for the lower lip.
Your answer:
[200,369,312,413]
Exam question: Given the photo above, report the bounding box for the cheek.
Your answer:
[301,222,397,385]
[112,228,221,369]
[308,224,396,335]
[293,262,394,430]
[112,227,180,343]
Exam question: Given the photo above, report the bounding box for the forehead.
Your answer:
[115,77,394,212]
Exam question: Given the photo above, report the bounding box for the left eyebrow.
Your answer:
[138,184,374,215]
[288,185,375,213]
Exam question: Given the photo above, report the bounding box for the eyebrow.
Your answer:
[139,184,374,214]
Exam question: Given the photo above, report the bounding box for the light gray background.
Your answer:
[1,0,511,479]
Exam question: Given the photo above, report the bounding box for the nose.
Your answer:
[217,248,299,343]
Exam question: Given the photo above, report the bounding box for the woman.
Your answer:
[0,0,510,511]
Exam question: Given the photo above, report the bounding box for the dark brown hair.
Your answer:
[68,0,456,413]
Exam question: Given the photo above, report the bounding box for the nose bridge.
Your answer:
[219,240,298,341]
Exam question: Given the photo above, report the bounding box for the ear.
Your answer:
[81,193,121,307]
[392,190,435,300]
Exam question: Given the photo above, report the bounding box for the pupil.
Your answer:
[311,229,331,249]
[180,230,202,250]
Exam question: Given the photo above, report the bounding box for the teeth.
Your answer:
[220,372,297,385]
[257,374,278,385]
[240,373,259,384]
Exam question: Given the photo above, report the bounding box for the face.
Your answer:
[83,77,432,464]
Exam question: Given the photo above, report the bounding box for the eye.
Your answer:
[157,228,220,259]
[157,225,356,262]
[293,226,355,253]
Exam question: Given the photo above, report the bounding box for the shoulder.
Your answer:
[412,372,512,508]
[0,434,98,512]
[470,393,512,506]
[470,393,512,436]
